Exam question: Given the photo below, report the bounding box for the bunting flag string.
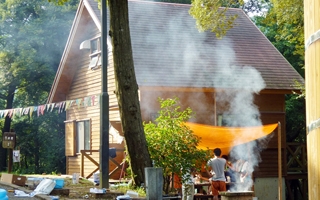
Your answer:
[0,94,100,119]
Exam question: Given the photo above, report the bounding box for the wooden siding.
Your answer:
[140,89,286,178]
[253,148,287,177]
[140,91,216,124]
[64,22,123,176]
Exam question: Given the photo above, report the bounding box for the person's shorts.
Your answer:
[211,181,226,196]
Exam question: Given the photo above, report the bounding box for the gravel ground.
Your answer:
[0,181,51,200]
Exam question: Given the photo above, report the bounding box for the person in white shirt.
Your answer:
[182,168,196,200]
[206,148,227,200]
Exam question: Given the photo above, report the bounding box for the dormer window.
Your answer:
[80,36,111,70]
[88,37,101,70]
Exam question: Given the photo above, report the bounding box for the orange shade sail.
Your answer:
[185,122,278,154]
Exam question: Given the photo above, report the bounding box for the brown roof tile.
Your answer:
[88,0,304,91]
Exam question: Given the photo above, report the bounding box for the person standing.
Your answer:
[182,168,196,200]
[207,148,227,200]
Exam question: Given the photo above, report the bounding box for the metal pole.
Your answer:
[278,122,282,200]
[100,0,109,189]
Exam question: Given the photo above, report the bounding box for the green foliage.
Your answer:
[253,1,306,143]
[12,112,66,174]
[253,0,304,77]
[47,0,71,5]
[144,97,209,193]
[153,0,192,4]
[285,94,306,143]
[0,0,78,173]
[189,0,240,38]
[110,183,146,197]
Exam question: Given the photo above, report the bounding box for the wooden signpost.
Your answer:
[2,132,16,173]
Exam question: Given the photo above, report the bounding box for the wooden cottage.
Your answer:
[47,0,304,198]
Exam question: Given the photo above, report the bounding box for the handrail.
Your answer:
[286,143,307,173]
[80,149,125,179]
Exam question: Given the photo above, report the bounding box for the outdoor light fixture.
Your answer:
[80,40,90,50]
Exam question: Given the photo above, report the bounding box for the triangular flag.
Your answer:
[4,110,9,118]
[91,95,95,106]
[16,108,23,117]
[50,103,55,112]
[29,107,34,118]
[65,101,71,111]
[87,96,92,106]
[8,109,14,118]
[39,105,45,115]
[23,108,30,115]
[46,104,50,112]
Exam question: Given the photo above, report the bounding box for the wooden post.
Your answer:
[8,149,12,173]
[278,122,282,200]
[305,0,320,199]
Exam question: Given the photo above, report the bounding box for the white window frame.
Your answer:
[76,119,91,153]
[88,37,101,70]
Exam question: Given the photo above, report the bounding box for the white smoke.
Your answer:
[212,39,270,191]
[128,2,272,191]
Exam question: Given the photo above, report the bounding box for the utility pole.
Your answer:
[100,0,109,189]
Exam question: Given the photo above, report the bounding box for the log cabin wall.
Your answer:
[254,93,287,177]
[140,89,216,124]
[140,89,286,177]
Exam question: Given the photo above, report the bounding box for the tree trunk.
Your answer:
[0,84,16,171]
[34,132,40,173]
[108,0,152,186]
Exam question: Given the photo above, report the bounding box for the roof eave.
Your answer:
[47,0,100,103]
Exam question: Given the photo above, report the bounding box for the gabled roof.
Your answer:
[48,0,304,102]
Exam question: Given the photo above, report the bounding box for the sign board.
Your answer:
[0,173,26,186]
[2,132,16,149]
[13,150,20,162]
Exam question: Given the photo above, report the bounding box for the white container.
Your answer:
[93,171,100,184]
[252,197,258,200]
[72,173,79,184]
[126,190,139,198]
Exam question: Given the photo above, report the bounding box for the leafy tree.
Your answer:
[144,98,209,193]
[253,0,304,77]
[154,0,191,3]
[252,1,305,143]
[12,112,66,174]
[242,0,270,15]
[189,0,269,37]
[285,95,305,143]
[0,0,78,172]
[189,0,239,38]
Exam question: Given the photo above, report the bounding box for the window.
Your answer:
[88,37,101,70]
[217,114,231,126]
[88,55,99,69]
[87,36,112,70]
[90,37,101,55]
[76,120,91,153]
